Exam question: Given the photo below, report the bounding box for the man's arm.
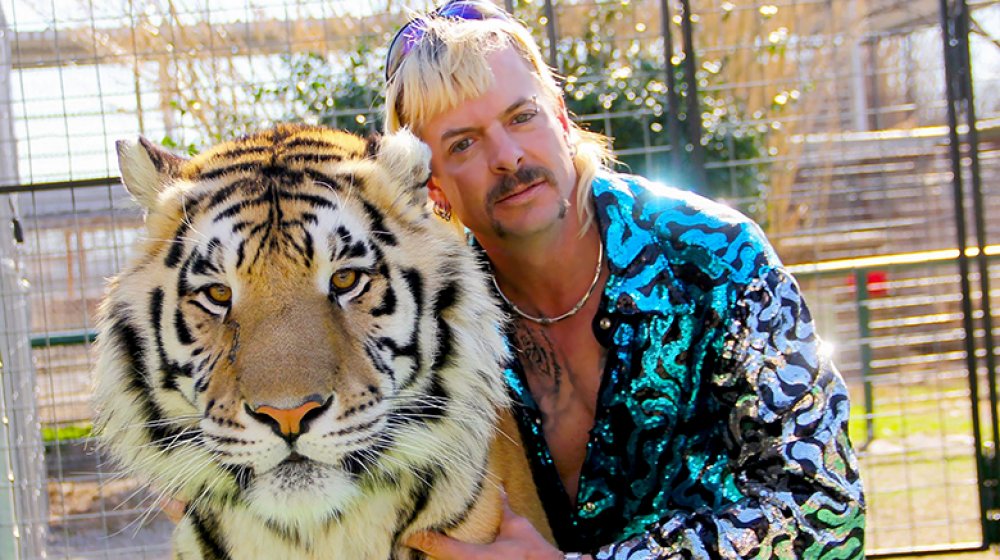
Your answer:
[594,267,866,559]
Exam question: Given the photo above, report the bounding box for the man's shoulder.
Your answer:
[592,171,781,285]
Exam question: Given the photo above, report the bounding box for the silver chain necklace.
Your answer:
[491,241,604,326]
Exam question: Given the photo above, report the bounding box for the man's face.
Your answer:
[418,47,577,242]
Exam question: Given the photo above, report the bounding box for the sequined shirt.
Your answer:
[501,172,866,558]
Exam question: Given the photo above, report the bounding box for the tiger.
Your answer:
[92,124,551,559]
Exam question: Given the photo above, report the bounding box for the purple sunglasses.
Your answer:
[384,0,512,82]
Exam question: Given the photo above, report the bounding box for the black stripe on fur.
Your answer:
[219,464,254,492]
[174,308,194,345]
[282,136,354,154]
[106,311,188,449]
[390,467,439,552]
[165,222,189,269]
[200,178,250,212]
[198,162,263,182]
[442,469,487,530]
[394,373,448,427]
[371,269,397,317]
[302,169,349,192]
[283,192,339,210]
[150,288,198,401]
[359,199,398,246]
[190,509,233,560]
[364,344,396,384]
[341,436,392,480]
[431,282,458,372]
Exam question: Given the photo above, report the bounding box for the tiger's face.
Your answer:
[94,125,507,530]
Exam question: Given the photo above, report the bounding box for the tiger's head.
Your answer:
[94,125,507,529]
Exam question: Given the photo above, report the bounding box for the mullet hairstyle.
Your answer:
[384,16,614,234]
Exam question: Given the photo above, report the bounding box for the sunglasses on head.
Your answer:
[384,0,512,82]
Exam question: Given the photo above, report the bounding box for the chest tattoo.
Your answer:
[511,324,563,397]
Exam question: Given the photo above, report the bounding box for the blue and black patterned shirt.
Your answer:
[502,172,865,558]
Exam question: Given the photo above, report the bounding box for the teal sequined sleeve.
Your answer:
[593,267,865,559]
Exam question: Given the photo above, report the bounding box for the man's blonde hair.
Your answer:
[384,16,613,233]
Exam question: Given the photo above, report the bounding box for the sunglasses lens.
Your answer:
[385,1,509,81]
[438,2,492,20]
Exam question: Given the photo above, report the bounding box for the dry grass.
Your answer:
[848,376,997,556]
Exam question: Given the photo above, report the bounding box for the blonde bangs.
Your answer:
[386,20,506,134]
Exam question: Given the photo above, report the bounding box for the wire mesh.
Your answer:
[1,0,999,558]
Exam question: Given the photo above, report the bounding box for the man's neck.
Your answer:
[480,218,603,320]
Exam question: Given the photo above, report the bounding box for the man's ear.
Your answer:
[427,176,450,208]
[555,95,571,133]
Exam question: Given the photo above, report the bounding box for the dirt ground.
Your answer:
[46,477,172,560]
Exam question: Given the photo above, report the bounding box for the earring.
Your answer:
[433,201,452,222]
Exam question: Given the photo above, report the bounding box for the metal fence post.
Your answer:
[542,0,559,73]
[0,6,48,559]
[677,0,706,191]
[940,0,1000,547]
[658,0,683,174]
[945,5,1000,543]
[854,269,875,449]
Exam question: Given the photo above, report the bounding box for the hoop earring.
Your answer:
[433,202,452,222]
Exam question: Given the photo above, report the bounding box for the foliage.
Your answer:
[166,39,385,150]
[240,43,385,136]
[42,423,93,443]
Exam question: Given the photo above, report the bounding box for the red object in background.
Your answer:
[867,270,889,297]
[846,270,890,298]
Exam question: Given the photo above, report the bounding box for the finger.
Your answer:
[405,531,483,560]
[498,486,511,512]
[159,496,186,524]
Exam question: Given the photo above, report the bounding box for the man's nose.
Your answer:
[488,130,524,175]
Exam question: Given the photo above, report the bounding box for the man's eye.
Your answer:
[449,137,474,154]
[511,109,538,125]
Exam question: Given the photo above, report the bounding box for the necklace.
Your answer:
[491,241,604,326]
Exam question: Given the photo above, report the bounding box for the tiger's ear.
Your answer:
[370,128,432,209]
[115,137,187,211]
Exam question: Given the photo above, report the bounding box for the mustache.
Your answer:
[486,166,557,206]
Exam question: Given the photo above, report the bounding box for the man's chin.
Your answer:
[488,204,568,240]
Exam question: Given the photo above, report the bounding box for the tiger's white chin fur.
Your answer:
[246,461,359,524]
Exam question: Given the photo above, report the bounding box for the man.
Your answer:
[384,2,865,559]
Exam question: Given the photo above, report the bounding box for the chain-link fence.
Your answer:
[1,0,999,558]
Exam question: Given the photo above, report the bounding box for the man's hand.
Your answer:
[158,495,186,523]
[405,494,587,560]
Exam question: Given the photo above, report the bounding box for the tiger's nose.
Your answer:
[247,396,330,442]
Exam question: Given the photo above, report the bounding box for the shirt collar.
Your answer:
[591,171,694,317]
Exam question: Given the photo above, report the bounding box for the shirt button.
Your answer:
[599,317,612,330]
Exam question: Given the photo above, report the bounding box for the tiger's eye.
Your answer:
[331,270,359,293]
[205,284,232,305]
